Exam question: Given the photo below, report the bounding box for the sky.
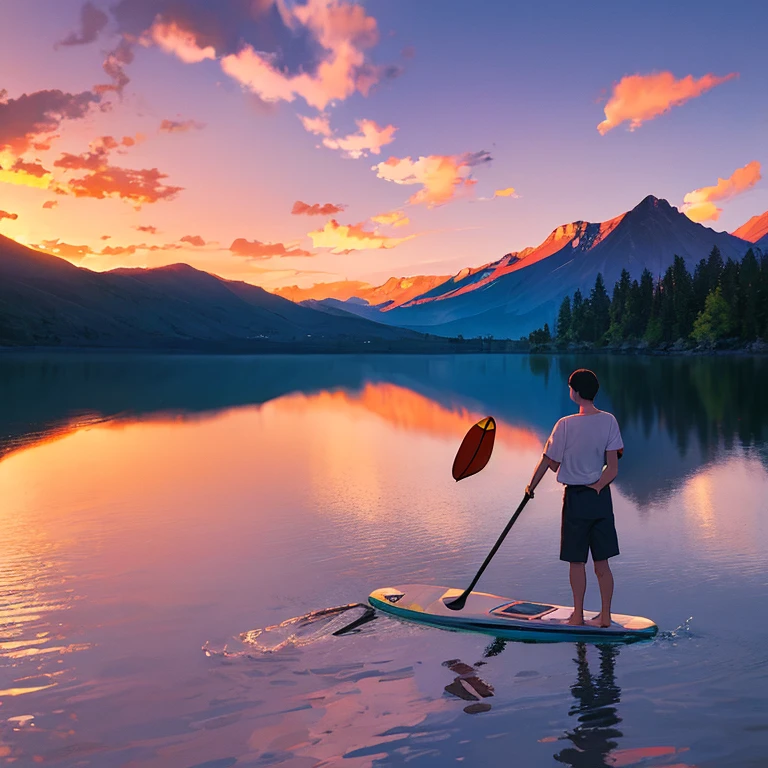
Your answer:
[0,0,766,290]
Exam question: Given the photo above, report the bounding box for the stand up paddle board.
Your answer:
[369,584,657,643]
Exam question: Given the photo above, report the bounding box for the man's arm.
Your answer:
[525,454,560,498]
[588,450,619,494]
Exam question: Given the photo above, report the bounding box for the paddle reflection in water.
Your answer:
[554,643,622,767]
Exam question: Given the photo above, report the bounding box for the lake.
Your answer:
[1,352,767,767]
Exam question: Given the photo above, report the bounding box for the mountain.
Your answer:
[0,234,429,349]
[276,274,452,309]
[307,196,752,339]
[732,211,768,243]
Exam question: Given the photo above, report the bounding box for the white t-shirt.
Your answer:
[543,411,624,486]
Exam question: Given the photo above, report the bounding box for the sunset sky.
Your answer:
[0,0,766,290]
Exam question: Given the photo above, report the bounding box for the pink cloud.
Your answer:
[598,71,737,135]
[292,201,346,216]
[321,118,396,159]
[372,151,492,208]
[682,161,762,222]
[148,20,216,63]
[159,118,205,133]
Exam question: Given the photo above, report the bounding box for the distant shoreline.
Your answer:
[1,339,767,357]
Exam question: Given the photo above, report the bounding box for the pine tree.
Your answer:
[671,255,694,339]
[706,246,724,288]
[738,249,760,340]
[571,289,586,341]
[556,295,572,340]
[608,269,631,340]
[589,273,611,342]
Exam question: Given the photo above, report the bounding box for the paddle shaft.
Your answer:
[445,493,532,610]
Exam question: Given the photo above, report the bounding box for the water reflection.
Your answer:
[2,353,767,507]
[554,644,622,767]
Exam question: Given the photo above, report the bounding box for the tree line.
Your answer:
[528,246,768,346]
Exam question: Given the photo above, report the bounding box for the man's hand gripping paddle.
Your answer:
[446,416,532,611]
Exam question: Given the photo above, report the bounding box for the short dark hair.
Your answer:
[569,369,599,401]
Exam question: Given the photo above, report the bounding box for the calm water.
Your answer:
[1,353,767,767]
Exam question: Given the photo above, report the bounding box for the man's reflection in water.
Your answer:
[554,643,622,767]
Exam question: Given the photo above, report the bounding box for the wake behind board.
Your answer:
[369,584,657,643]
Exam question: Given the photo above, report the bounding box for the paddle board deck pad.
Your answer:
[369,585,657,643]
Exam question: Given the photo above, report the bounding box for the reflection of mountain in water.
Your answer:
[1,353,766,503]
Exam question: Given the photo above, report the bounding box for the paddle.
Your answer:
[446,415,532,611]
[444,493,532,610]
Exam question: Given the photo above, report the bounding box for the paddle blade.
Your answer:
[452,417,496,481]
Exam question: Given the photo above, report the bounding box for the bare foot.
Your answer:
[585,615,611,628]
[566,613,584,626]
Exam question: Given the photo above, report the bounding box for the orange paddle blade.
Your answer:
[452,417,496,481]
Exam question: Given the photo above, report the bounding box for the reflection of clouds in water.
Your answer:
[680,455,768,563]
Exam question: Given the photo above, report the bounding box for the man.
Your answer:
[525,369,623,628]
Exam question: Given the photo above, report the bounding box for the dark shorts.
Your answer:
[560,485,620,563]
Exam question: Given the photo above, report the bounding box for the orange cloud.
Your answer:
[494,187,517,197]
[159,118,205,133]
[321,119,397,158]
[597,71,737,134]
[0,154,53,188]
[308,219,415,253]
[0,210,19,221]
[180,234,206,247]
[65,167,183,206]
[135,225,158,234]
[372,151,492,208]
[42,200,58,209]
[371,210,409,228]
[35,239,94,262]
[230,238,313,259]
[292,200,346,216]
[683,161,762,222]
[51,135,182,206]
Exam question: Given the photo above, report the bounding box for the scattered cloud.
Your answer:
[147,20,217,63]
[180,234,206,246]
[52,134,182,206]
[59,2,109,47]
[308,219,415,253]
[0,210,19,221]
[682,161,762,222]
[494,187,517,198]
[372,151,492,207]
[292,200,346,216]
[94,39,134,96]
[321,118,396,158]
[0,87,99,154]
[371,209,409,227]
[101,235,111,240]
[299,113,333,137]
[135,225,158,234]
[401,45,416,60]
[230,238,313,259]
[0,157,53,188]
[42,200,58,209]
[64,166,183,206]
[35,239,95,262]
[597,71,737,134]
[159,118,205,133]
